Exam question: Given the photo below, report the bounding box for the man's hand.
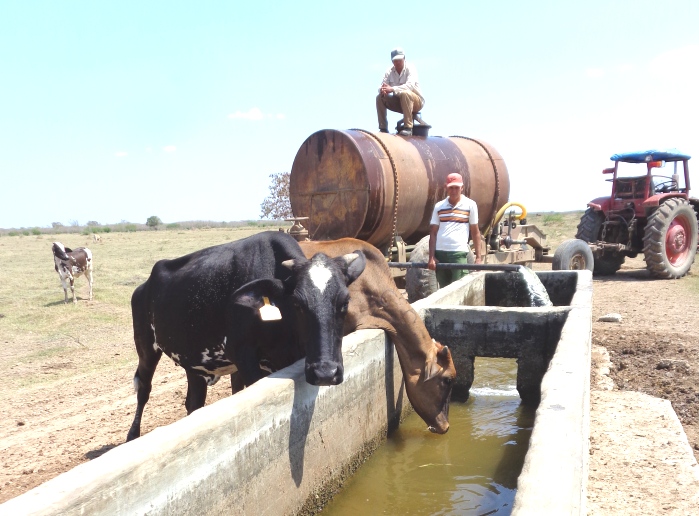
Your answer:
[428,256,438,271]
[380,83,393,96]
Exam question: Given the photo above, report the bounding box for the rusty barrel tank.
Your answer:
[289,129,510,250]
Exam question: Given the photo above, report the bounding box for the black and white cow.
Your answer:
[126,231,365,441]
[51,242,94,304]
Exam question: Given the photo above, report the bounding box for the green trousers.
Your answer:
[434,250,471,288]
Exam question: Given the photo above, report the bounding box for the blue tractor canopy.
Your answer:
[611,149,691,163]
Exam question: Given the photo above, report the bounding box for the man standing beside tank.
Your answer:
[376,47,424,136]
[428,173,482,288]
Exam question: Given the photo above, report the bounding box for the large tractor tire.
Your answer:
[576,208,625,275]
[642,198,698,279]
[405,236,438,303]
[552,239,594,271]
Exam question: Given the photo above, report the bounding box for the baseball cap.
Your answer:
[391,48,405,61]
[446,173,463,187]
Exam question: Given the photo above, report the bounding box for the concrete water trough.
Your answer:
[0,270,592,516]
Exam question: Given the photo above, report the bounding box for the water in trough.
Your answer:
[322,270,553,514]
[322,358,536,515]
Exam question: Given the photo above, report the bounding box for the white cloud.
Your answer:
[229,107,264,120]
[114,151,128,157]
[228,108,285,121]
[163,145,177,153]
[649,45,699,71]
[585,68,605,79]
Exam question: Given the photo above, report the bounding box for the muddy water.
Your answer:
[322,358,535,515]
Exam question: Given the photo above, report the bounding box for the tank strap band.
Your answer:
[349,129,400,258]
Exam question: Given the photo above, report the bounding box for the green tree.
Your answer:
[146,216,163,228]
[260,172,292,220]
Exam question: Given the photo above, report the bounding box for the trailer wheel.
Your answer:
[405,236,439,303]
[643,198,698,279]
[552,239,594,271]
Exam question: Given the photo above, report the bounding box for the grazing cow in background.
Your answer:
[51,242,93,304]
[126,231,365,442]
[92,234,102,243]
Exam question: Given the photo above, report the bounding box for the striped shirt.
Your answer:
[430,195,479,252]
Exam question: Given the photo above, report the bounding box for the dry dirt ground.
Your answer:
[1,256,699,510]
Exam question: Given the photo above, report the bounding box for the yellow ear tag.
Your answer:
[259,296,282,321]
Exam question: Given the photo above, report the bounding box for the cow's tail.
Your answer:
[130,282,158,390]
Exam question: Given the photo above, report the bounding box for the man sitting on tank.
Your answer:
[376,47,424,136]
[427,173,482,288]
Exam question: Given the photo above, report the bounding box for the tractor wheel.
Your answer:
[405,236,439,303]
[552,239,594,271]
[575,208,604,242]
[642,198,698,279]
[576,208,625,275]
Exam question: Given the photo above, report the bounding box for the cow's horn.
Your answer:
[281,259,296,270]
[341,252,359,265]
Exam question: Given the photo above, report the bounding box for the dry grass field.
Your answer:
[0,226,283,501]
[2,212,699,508]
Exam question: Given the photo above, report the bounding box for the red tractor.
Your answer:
[577,150,698,278]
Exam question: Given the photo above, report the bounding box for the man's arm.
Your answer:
[427,224,439,270]
[378,68,392,95]
[470,224,482,264]
[391,65,419,95]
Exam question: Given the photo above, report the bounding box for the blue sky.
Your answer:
[2,1,698,229]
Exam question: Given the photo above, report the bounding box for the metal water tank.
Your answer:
[289,129,510,250]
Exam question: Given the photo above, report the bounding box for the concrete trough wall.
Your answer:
[413,270,592,514]
[2,270,592,516]
[1,330,410,516]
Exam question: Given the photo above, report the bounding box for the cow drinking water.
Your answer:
[126,231,365,441]
[51,242,93,304]
[300,239,456,434]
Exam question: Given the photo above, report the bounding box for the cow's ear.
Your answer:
[335,250,366,285]
[423,346,444,381]
[64,247,73,253]
[230,278,285,311]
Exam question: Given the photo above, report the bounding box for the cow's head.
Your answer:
[52,242,70,261]
[409,340,455,434]
[281,251,366,386]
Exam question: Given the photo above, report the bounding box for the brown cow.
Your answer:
[300,239,455,434]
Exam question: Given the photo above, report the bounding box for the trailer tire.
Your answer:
[552,239,594,271]
[405,236,439,303]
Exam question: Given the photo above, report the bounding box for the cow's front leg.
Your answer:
[60,277,70,304]
[237,344,267,387]
[70,278,76,304]
[184,370,208,414]
[230,371,245,394]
